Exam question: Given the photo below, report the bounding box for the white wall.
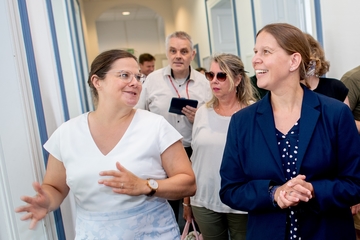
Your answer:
[235,0,256,76]
[96,19,162,57]
[96,20,128,52]
[171,0,211,68]
[320,0,360,79]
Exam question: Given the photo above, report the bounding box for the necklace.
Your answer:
[215,101,242,117]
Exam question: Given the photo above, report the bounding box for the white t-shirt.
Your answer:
[190,105,246,214]
[44,109,182,212]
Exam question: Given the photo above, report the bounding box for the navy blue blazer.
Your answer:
[220,85,360,240]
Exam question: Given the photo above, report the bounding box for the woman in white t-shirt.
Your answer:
[183,53,256,240]
[16,49,196,239]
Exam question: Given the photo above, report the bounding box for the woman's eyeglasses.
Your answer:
[106,70,146,83]
[205,71,227,82]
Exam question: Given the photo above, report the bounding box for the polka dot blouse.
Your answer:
[276,121,301,240]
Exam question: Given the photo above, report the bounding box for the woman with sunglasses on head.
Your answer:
[220,23,360,240]
[15,49,196,239]
[183,53,256,240]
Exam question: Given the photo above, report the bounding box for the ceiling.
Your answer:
[95,4,159,22]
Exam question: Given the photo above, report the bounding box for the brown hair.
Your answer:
[196,67,207,73]
[304,33,330,76]
[87,49,137,106]
[206,53,256,108]
[257,23,311,80]
[139,53,155,64]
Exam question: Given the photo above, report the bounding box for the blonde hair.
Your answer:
[206,53,256,108]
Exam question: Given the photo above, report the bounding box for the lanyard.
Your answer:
[168,75,190,99]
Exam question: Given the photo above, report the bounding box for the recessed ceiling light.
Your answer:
[122,11,130,16]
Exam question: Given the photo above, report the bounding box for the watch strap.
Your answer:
[146,179,157,197]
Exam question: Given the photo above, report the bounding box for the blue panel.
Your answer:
[250,0,257,41]
[17,0,66,239]
[314,0,323,46]
[69,0,89,112]
[64,0,84,114]
[205,0,213,54]
[46,0,70,121]
[232,0,241,57]
[194,44,201,67]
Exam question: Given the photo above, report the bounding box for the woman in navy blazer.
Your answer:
[220,23,360,240]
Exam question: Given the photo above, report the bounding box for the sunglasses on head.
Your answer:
[205,71,227,82]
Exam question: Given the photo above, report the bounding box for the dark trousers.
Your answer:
[184,146,193,158]
[169,146,193,223]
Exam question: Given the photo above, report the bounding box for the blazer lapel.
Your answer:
[256,94,283,171]
[296,86,320,172]
[256,87,321,175]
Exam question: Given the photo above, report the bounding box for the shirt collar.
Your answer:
[165,65,194,82]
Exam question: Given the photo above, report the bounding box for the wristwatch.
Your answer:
[146,179,158,197]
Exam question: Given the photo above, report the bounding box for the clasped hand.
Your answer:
[275,174,314,209]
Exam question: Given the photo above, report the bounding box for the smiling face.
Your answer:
[166,37,195,76]
[97,57,142,108]
[252,31,294,91]
[140,60,155,76]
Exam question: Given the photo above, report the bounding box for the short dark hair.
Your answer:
[139,53,155,64]
[196,67,207,72]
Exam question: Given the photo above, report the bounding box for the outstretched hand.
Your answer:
[99,162,147,196]
[15,182,50,229]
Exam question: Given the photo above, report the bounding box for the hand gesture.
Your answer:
[15,182,50,229]
[99,162,147,196]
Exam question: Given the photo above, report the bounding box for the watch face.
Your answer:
[148,179,158,189]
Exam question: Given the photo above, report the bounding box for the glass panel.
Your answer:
[253,0,315,34]
[67,0,92,112]
[206,0,238,55]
